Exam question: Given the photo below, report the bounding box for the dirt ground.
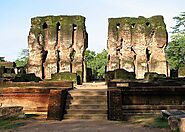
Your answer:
[2,119,169,132]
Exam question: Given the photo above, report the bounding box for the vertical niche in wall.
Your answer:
[70,24,77,73]
[72,24,77,46]
[56,22,61,73]
[42,22,48,79]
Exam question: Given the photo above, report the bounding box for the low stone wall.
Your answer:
[0,81,73,119]
[0,106,24,119]
[0,81,73,88]
[107,80,185,121]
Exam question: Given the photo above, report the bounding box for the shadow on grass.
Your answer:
[150,117,169,128]
[124,116,169,129]
[0,114,39,130]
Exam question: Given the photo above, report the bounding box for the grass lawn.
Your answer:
[0,114,39,130]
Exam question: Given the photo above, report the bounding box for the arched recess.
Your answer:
[72,24,77,46]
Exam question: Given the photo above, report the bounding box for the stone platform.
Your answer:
[107,80,185,121]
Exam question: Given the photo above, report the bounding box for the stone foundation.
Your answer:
[0,106,24,119]
[0,81,72,119]
[107,80,185,121]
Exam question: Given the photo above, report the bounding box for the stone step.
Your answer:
[67,104,107,109]
[67,95,107,100]
[121,112,160,116]
[122,105,185,110]
[64,88,107,120]
[121,110,160,113]
[64,114,107,120]
[66,99,107,105]
[66,109,107,114]
[69,90,107,96]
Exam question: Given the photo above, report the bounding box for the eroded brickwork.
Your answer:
[107,16,168,79]
[28,15,88,80]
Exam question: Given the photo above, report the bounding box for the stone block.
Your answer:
[178,67,185,77]
[144,72,166,81]
[105,71,114,84]
[47,89,67,120]
[161,110,185,119]
[0,106,25,119]
[0,62,15,68]
[51,72,77,83]
[114,69,135,80]
[13,73,41,82]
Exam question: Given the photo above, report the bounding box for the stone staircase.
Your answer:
[64,83,107,120]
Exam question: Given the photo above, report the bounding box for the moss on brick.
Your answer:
[114,69,135,80]
[108,15,167,39]
[30,15,86,48]
[51,72,77,83]
[144,72,166,82]
[13,73,41,82]
[105,71,115,84]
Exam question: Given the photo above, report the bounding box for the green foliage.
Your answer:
[150,117,169,128]
[0,114,39,130]
[15,49,28,67]
[166,33,185,69]
[0,57,5,62]
[166,12,185,70]
[172,12,185,33]
[0,117,26,129]
[85,49,108,79]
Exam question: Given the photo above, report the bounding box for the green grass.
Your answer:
[124,116,170,129]
[0,117,26,129]
[0,114,39,130]
[151,117,169,128]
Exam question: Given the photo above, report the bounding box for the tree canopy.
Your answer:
[85,49,108,80]
[15,49,28,67]
[166,12,185,70]
[0,57,5,62]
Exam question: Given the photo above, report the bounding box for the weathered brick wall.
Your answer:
[107,16,168,79]
[0,81,73,119]
[0,88,50,115]
[28,15,88,82]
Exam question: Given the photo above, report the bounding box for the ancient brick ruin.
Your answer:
[107,16,168,79]
[27,15,88,80]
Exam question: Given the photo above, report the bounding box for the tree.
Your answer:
[166,12,185,70]
[95,49,108,78]
[171,12,185,33]
[85,49,108,80]
[0,57,5,62]
[15,49,29,67]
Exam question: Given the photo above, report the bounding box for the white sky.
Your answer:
[0,0,185,61]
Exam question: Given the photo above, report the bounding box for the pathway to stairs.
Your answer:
[64,82,107,120]
[12,82,168,132]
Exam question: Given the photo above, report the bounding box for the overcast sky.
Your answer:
[0,0,185,61]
